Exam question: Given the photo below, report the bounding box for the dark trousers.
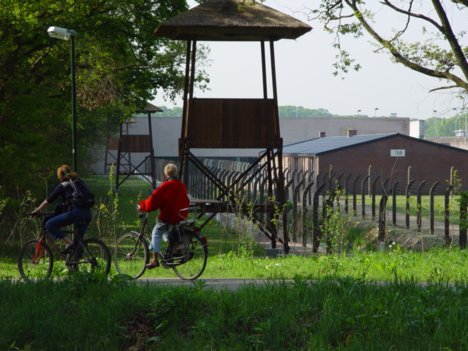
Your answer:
[44,208,92,240]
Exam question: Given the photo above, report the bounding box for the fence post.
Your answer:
[291,179,304,243]
[312,183,325,252]
[371,176,380,221]
[283,168,290,183]
[352,175,361,216]
[378,194,388,250]
[301,181,315,247]
[308,171,315,205]
[444,186,453,246]
[429,181,440,234]
[335,173,343,212]
[297,170,304,185]
[416,180,426,232]
[361,175,370,218]
[392,180,399,225]
[405,179,415,229]
[460,192,467,249]
[344,174,352,214]
[303,170,310,184]
[382,178,390,193]
[284,178,294,202]
[291,169,298,185]
[324,190,337,254]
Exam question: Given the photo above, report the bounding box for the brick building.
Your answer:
[283,132,468,192]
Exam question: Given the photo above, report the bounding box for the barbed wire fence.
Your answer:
[147,158,467,251]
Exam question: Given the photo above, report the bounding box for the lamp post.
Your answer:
[47,26,78,172]
[433,109,438,137]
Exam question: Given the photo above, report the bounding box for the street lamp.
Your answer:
[47,26,78,172]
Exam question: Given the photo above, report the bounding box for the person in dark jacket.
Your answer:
[32,164,92,253]
[137,163,189,269]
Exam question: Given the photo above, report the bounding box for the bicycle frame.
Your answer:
[114,211,208,280]
[21,214,110,280]
[32,234,47,264]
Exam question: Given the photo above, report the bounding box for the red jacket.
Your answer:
[139,179,189,224]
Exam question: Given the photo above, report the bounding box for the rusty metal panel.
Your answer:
[119,135,152,152]
[186,98,281,148]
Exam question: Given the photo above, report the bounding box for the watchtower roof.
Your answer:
[154,0,312,41]
[141,102,162,113]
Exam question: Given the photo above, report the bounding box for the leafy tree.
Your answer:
[157,106,184,117]
[424,111,468,137]
[279,105,333,118]
[0,0,207,200]
[311,1,467,98]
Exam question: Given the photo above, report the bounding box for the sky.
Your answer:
[152,0,467,120]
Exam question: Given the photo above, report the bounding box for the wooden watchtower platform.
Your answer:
[154,0,311,252]
[105,103,161,189]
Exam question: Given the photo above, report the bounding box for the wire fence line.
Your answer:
[147,158,467,251]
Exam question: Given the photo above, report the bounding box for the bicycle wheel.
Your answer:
[70,238,111,276]
[114,232,149,279]
[171,232,208,280]
[18,240,53,281]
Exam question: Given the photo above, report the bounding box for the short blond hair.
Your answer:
[164,163,178,178]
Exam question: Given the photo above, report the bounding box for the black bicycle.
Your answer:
[18,214,111,281]
[113,213,208,280]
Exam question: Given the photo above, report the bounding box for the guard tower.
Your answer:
[154,0,311,252]
[106,102,161,189]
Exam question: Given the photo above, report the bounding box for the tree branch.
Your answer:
[381,0,443,31]
[428,85,460,93]
[344,0,468,91]
[450,0,468,7]
[431,0,468,81]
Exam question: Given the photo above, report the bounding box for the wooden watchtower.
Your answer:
[105,102,161,189]
[154,0,311,252]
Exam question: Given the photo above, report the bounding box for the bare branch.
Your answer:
[386,0,413,42]
[381,0,443,31]
[344,0,468,91]
[429,85,460,93]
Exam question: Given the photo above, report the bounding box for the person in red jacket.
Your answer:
[137,163,189,269]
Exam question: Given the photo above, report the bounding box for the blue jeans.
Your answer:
[44,208,92,240]
[149,222,169,254]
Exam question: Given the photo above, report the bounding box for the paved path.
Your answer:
[137,278,293,290]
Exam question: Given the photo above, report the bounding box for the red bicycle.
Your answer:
[18,214,111,281]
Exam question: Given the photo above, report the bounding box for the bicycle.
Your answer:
[18,213,111,281]
[113,212,208,280]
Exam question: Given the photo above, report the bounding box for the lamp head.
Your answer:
[47,26,77,40]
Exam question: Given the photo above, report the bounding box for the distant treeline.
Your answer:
[155,106,467,138]
[156,105,338,118]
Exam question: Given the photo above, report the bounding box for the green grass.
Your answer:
[0,275,466,350]
[364,194,461,225]
[86,175,154,220]
[2,175,468,283]
[3,247,468,283]
[2,176,468,350]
